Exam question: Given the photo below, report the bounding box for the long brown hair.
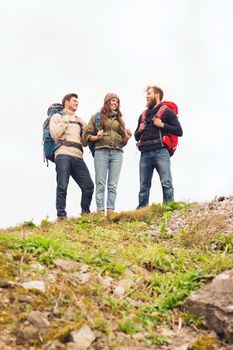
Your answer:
[100,100,125,135]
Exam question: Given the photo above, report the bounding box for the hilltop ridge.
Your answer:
[0,196,233,349]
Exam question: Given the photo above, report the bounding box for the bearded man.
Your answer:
[134,85,183,207]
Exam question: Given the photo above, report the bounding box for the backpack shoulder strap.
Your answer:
[140,110,147,123]
[95,112,101,130]
[154,105,168,120]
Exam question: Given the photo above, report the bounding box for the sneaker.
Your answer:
[95,210,105,216]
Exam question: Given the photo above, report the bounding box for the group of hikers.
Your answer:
[46,85,183,220]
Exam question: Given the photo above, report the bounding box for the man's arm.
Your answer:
[50,113,69,140]
[134,115,146,141]
[154,109,183,137]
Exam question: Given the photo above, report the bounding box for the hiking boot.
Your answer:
[81,211,90,216]
[57,216,67,221]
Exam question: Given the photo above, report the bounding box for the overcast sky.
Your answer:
[0,0,232,228]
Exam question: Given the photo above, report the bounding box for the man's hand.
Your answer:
[138,123,146,132]
[153,118,164,128]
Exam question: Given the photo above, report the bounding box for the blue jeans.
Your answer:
[138,148,174,208]
[94,149,123,211]
[55,154,94,217]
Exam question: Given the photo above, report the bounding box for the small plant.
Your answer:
[21,220,36,229]
[146,333,167,346]
[183,312,206,328]
[9,235,76,266]
[192,334,219,349]
[119,318,141,335]
[212,233,233,253]
[40,217,53,229]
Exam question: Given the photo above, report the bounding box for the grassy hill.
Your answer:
[0,199,233,349]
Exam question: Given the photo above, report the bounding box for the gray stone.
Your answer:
[112,278,134,299]
[62,306,76,322]
[16,324,39,344]
[79,264,89,273]
[69,325,96,349]
[112,285,125,299]
[99,276,113,288]
[184,269,233,341]
[18,295,33,303]
[30,262,45,271]
[0,281,13,288]
[22,280,46,292]
[53,259,80,272]
[27,310,50,329]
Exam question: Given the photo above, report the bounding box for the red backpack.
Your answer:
[141,101,179,156]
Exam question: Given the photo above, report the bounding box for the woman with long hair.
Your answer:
[84,93,132,213]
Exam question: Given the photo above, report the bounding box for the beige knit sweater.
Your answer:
[50,109,86,159]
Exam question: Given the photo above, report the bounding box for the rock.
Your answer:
[77,272,90,284]
[79,264,89,273]
[16,324,39,344]
[62,306,76,322]
[112,285,125,299]
[184,269,233,341]
[46,273,57,283]
[22,280,46,292]
[27,310,50,328]
[53,259,80,272]
[146,196,233,237]
[0,281,13,288]
[112,278,134,299]
[99,276,113,288]
[18,295,33,303]
[30,262,45,271]
[69,325,96,349]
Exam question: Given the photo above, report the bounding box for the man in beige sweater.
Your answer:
[50,93,94,219]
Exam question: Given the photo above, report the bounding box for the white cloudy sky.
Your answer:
[0,0,232,228]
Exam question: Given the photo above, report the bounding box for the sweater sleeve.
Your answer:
[49,113,70,140]
[134,115,143,141]
[162,110,183,137]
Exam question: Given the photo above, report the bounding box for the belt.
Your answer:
[97,141,123,148]
[58,140,83,153]
[136,138,162,147]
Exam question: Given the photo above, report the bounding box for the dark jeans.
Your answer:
[55,154,94,218]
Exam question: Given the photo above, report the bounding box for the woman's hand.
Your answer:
[125,128,132,140]
[96,129,104,140]
[90,129,103,142]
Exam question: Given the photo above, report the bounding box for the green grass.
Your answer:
[0,201,232,348]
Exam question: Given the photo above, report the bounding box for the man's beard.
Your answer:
[146,98,157,108]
